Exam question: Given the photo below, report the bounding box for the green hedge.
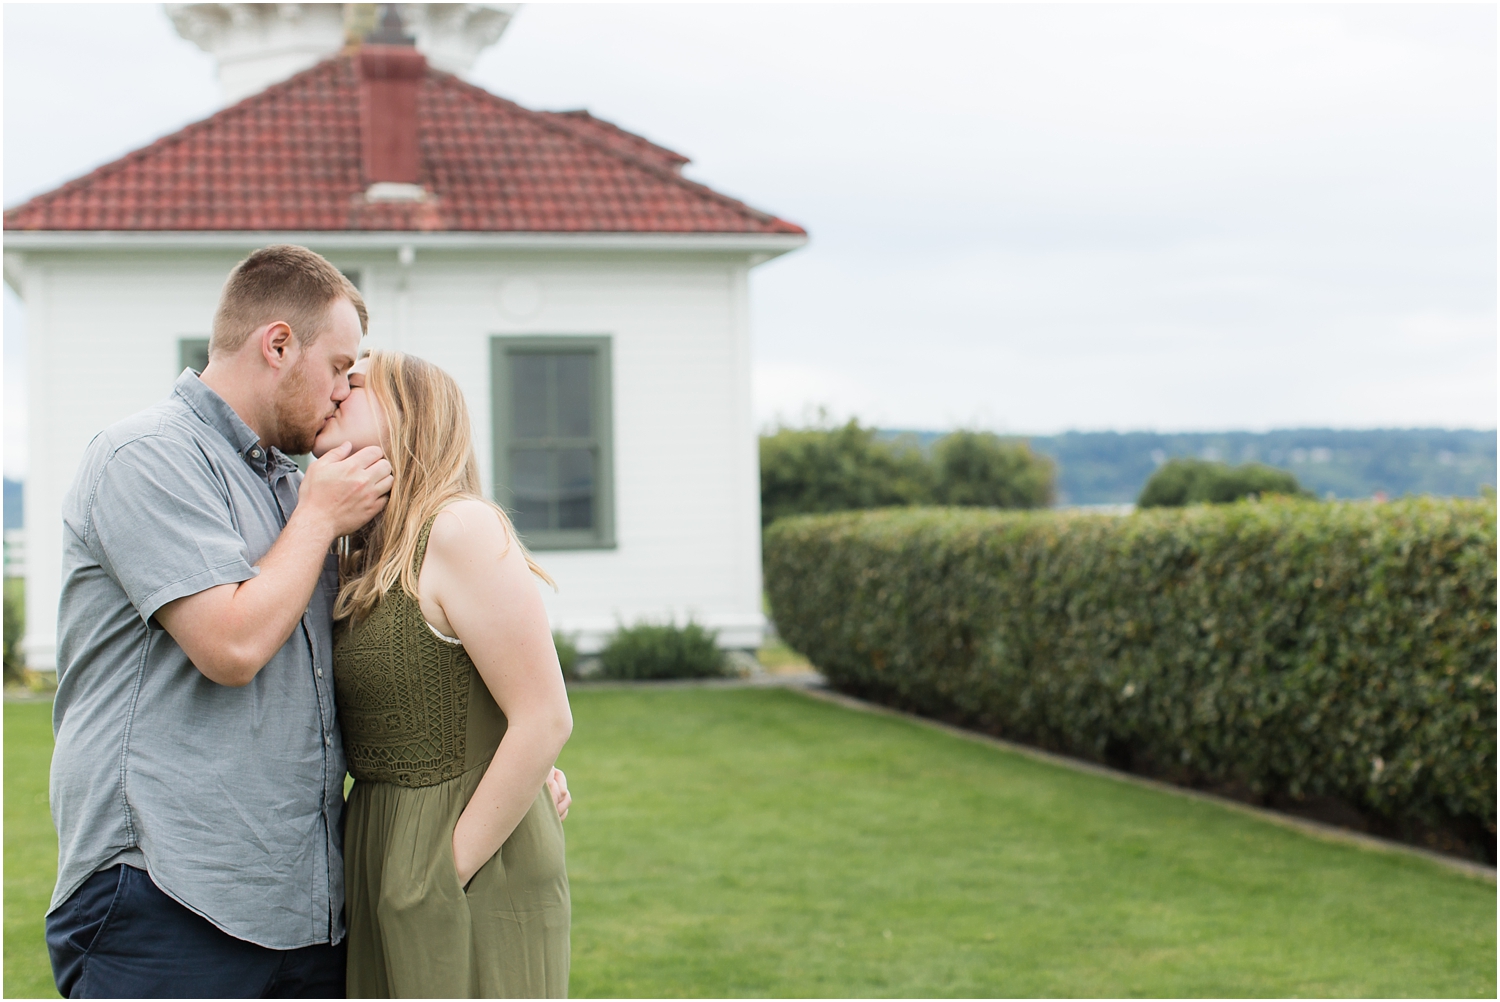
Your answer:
[764,498,1496,850]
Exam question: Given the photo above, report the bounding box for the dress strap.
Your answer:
[413,514,441,576]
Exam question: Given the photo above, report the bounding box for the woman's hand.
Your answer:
[453,828,481,889]
[547,767,571,821]
[454,769,569,885]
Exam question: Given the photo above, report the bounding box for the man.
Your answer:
[46,245,392,997]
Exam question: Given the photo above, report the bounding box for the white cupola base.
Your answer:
[166,3,518,105]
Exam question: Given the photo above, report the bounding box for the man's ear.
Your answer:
[260,322,295,371]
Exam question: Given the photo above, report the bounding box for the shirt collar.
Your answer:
[171,369,294,476]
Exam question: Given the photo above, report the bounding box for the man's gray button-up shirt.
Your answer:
[50,370,345,950]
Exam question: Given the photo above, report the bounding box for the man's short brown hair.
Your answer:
[210,245,368,359]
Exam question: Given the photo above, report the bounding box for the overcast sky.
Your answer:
[4,3,1496,477]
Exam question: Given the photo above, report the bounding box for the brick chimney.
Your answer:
[359,7,426,197]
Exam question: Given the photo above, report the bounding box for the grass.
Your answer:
[6,700,58,999]
[7,690,1497,997]
[560,688,1494,997]
[755,637,814,673]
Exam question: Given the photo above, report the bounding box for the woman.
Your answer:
[312,349,574,998]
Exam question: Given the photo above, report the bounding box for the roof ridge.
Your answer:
[545,109,691,166]
[433,70,804,234]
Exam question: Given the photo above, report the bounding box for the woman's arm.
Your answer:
[547,767,572,821]
[421,500,573,886]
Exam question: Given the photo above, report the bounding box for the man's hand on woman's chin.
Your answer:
[297,442,393,538]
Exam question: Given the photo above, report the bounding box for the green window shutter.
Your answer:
[179,337,210,375]
[491,335,615,550]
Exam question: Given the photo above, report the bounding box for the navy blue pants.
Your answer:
[46,865,345,999]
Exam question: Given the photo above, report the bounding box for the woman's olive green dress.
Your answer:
[335,519,570,998]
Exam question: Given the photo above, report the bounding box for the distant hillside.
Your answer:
[3,478,20,530]
[878,429,1497,506]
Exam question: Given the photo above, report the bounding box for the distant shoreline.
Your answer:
[874,427,1498,506]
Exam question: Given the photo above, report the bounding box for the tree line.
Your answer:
[760,420,1056,526]
[760,420,1310,525]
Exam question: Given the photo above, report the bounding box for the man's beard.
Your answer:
[272,357,324,456]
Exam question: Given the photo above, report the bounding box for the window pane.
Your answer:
[509,449,553,530]
[492,336,611,548]
[511,355,549,439]
[179,338,209,375]
[556,448,595,530]
[555,355,593,438]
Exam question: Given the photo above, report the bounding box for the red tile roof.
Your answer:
[4,54,804,236]
[542,109,691,175]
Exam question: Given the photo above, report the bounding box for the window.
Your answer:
[490,336,614,549]
[179,337,210,375]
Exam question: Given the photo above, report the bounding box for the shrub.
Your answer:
[598,621,728,680]
[3,578,23,686]
[932,431,1055,509]
[760,420,930,527]
[764,498,1497,855]
[1139,458,1308,507]
[552,631,580,678]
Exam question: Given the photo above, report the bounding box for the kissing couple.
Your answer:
[47,245,573,998]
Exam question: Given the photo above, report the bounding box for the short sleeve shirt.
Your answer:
[50,371,345,950]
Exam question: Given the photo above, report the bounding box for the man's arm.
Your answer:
[155,443,391,687]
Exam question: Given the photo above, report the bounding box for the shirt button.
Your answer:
[325,735,332,746]
[316,668,324,678]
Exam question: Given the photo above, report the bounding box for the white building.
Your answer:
[4,4,805,669]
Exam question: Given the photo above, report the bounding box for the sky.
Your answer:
[4,2,1496,478]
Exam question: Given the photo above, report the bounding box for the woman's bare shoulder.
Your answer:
[428,499,514,564]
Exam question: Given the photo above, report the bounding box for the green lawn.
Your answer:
[7,690,1496,997]
[6,701,58,999]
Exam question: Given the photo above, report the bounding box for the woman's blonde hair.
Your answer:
[333,348,552,622]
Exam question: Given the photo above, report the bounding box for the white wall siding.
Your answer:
[12,245,770,666]
[17,252,244,668]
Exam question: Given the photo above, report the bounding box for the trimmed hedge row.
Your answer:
[764,498,1496,849]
